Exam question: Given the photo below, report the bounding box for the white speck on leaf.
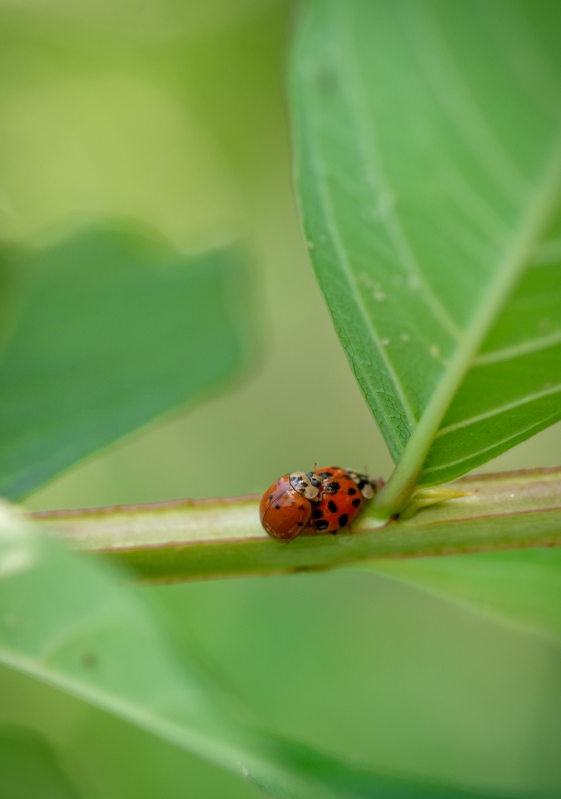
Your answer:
[381,338,391,347]
[430,344,440,359]
[400,332,410,343]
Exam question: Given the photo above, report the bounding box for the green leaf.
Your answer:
[290,0,561,513]
[0,223,255,500]
[0,723,83,799]
[363,547,561,647]
[0,506,510,799]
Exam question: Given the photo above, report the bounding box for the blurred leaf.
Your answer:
[0,223,255,499]
[243,735,511,799]
[0,667,264,799]
[0,722,82,799]
[0,0,277,42]
[291,0,561,512]
[363,547,561,646]
[0,506,511,798]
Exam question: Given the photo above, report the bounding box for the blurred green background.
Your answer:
[1,0,561,797]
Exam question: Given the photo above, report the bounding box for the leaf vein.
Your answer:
[336,2,464,342]
[305,118,417,436]
[422,414,561,477]
[474,330,561,365]
[402,0,531,204]
[436,382,561,439]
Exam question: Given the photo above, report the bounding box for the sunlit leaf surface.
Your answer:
[291,0,561,502]
[0,508,509,799]
[0,224,255,500]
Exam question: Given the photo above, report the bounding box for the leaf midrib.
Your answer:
[375,136,561,513]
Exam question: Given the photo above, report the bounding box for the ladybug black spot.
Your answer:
[268,494,273,501]
[328,500,338,514]
[315,519,329,531]
[318,472,332,479]
[352,498,361,507]
[326,481,340,494]
[275,504,280,510]
[338,514,349,528]
[297,522,304,527]
[312,508,324,519]
[347,487,357,495]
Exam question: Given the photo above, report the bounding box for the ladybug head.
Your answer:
[345,469,376,499]
[290,471,322,500]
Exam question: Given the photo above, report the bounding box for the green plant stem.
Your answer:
[30,467,561,584]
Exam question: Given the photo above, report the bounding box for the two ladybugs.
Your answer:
[260,466,379,542]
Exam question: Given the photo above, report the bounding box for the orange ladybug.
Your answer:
[260,471,322,542]
[310,466,377,534]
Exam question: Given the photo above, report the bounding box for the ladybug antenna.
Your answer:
[313,462,317,472]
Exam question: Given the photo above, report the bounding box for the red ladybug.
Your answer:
[310,466,377,534]
[260,471,322,542]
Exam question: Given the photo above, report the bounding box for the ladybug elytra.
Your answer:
[259,471,322,542]
[310,466,372,534]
